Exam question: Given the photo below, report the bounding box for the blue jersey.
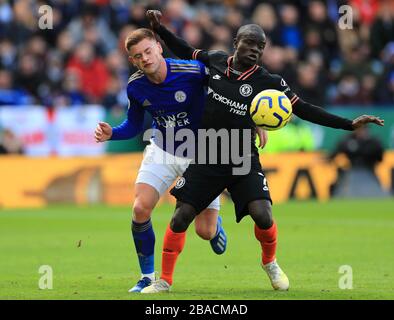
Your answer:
[111,58,208,154]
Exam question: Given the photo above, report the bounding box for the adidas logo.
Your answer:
[213,74,221,80]
[143,99,152,107]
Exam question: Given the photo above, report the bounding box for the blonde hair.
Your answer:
[124,28,157,52]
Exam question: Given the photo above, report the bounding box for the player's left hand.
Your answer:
[352,115,384,129]
[256,127,268,149]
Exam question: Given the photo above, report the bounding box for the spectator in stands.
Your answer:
[0,128,24,154]
[25,35,48,75]
[14,53,44,101]
[224,7,243,38]
[194,9,215,49]
[358,73,379,105]
[329,126,386,198]
[67,4,117,55]
[52,70,86,107]
[331,127,384,169]
[127,2,149,29]
[279,3,303,51]
[305,0,338,61]
[107,0,131,33]
[162,0,190,35]
[102,76,124,110]
[351,0,380,26]
[377,42,394,104]
[6,0,37,45]
[252,3,281,46]
[0,0,13,39]
[333,73,362,105]
[182,22,203,49]
[295,63,325,106]
[377,70,394,104]
[370,0,394,58]
[0,0,391,108]
[66,41,110,102]
[0,38,16,71]
[300,28,330,69]
[211,24,232,52]
[45,52,64,93]
[338,45,377,83]
[105,50,129,84]
[0,69,32,106]
[262,45,296,85]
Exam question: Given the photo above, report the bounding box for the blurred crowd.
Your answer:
[0,0,394,110]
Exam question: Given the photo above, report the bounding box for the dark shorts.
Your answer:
[170,164,272,223]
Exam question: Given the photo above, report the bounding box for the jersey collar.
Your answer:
[226,56,259,80]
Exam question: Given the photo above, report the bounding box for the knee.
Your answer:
[132,200,152,222]
[258,214,273,230]
[170,202,196,233]
[249,200,273,230]
[195,209,217,240]
[170,211,190,233]
[195,225,215,240]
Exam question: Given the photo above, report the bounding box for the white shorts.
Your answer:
[136,142,220,211]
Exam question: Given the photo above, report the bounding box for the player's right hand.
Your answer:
[146,10,162,30]
[95,122,112,143]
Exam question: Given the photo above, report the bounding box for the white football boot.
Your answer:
[141,279,171,293]
[263,259,290,291]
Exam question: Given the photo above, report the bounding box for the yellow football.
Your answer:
[250,89,293,131]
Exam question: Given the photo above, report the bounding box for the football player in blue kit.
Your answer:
[95,28,267,293]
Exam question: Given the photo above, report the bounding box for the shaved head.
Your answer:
[236,24,266,45]
[232,24,266,70]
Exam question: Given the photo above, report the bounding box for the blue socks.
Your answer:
[132,219,155,277]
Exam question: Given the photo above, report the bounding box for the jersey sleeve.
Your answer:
[271,75,353,130]
[156,25,211,66]
[271,74,299,105]
[190,49,210,67]
[110,94,144,140]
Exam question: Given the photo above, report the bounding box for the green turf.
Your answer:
[1,199,394,300]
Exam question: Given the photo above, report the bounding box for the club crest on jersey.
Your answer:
[175,90,187,103]
[239,84,253,97]
[175,177,185,189]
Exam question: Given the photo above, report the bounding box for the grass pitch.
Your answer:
[1,199,394,300]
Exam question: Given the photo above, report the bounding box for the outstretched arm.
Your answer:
[293,98,384,130]
[94,118,142,142]
[146,10,209,65]
[110,117,144,140]
[275,76,384,130]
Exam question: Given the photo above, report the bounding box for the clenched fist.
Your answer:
[94,122,113,143]
[146,10,162,30]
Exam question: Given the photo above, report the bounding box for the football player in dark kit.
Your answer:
[141,10,384,293]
